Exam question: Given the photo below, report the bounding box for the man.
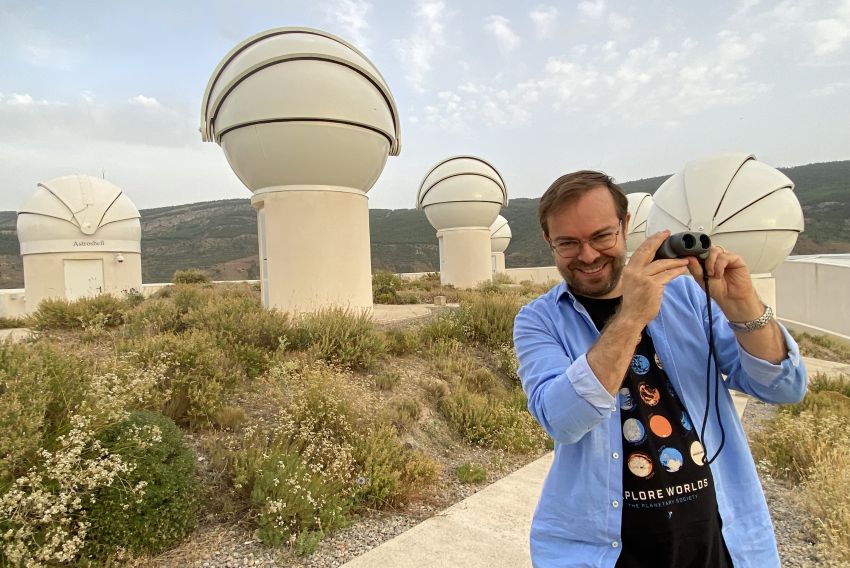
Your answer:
[513,170,807,567]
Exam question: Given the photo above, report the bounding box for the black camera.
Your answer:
[655,231,712,260]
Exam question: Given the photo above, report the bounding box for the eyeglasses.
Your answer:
[550,220,622,259]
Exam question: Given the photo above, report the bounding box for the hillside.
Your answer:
[0,160,848,286]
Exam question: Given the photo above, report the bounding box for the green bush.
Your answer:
[456,462,487,484]
[0,316,28,329]
[440,385,547,454]
[459,293,523,347]
[386,397,421,431]
[0,343,92,480]
[243,445,351,553]
[31,295,129,331]
[373,271,404,304]
[291,308,385,370]
[382,328,422,356]
[82,411,198,559]
[419,311,466,346]
[172,269,210,284]
[351,425,438,508]
[126,330,244,428]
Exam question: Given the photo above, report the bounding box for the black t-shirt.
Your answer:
[575,294,733,568]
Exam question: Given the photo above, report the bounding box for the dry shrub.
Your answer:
[440,385,547,454]
[291,308,385,371]
[458,292,523,348]
[30,294,129,331]
[752,377,850,566]
[385,397,421,431]
[172,269,210,284]
[125,330,244,428]
[456,462,487,484]
[215,360,437,553]
[373,371,401,391]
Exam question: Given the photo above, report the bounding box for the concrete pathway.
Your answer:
[341,356,838,568]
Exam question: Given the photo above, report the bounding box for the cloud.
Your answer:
[129,94,163,109]
[0,92,196,148]
[608,12,632,32]
[422,80,540,132]
[529,5,558,37]
[485,15,520,54]
[540,31,770,123]
[394,0,447,92]
[578,0,606,20]
[810,15,850,55]
[807,80,850,96]
[321,0,373,53]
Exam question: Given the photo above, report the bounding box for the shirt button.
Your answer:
[612,452,620,460]
[612,541,619,548]
[612,500,619,508]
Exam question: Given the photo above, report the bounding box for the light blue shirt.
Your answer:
[513,276,807,568]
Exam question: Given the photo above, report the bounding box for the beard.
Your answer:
[560,252,626,298]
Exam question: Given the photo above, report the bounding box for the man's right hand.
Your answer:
[619,231,690,327]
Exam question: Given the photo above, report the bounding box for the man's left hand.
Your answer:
[685,245,763,321]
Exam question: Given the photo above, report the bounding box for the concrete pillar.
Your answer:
[252,186,372,314]
[437,227,492,288]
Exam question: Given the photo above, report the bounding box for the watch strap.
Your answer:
[728,304,774,332]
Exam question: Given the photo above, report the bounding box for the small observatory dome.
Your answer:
[490,215,512,253]
[200,27,401,193]
[646,154,804,274]
[16,174,142,312]
[416,156,508,230]
[17,175,141,253]
[626,192,654,252]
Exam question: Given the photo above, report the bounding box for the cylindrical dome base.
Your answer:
[252,187,372,314]
[491,252,506,274]
[437,228,493,288]
[22,251,142,313]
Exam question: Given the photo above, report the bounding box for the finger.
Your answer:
[685,256,705,282]
[651,265,690,285]
[629,230,671,265]
[704,245,725,277]
[646,258,689,275]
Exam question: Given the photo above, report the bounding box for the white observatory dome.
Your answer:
[416,156,508,230]
[200,27,401,193]
[626,192,654,253]
[646,154,804,274]
[17,175,141,254]
[490,215,512,253]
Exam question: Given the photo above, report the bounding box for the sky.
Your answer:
[1,0,849,212]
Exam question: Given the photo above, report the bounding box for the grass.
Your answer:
[0,281,551,565]
[751,371,850,565]
[456,462,487,484]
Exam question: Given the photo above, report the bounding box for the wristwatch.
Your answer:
[728,304,774,332]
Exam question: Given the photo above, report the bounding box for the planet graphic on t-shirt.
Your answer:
[654,353,664,370]
[619,388,635,411]
[631,355,650,375]
[627,452,654,478]
[638,383,661,406]
[681,412,693,432]
[623,418,646,444]
[659,446,684,472]
[649,414,673,438]
[690,441,707,466]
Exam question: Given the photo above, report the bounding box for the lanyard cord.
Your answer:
[699,261,726,465]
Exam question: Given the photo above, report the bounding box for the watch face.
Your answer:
[627,452,654,478]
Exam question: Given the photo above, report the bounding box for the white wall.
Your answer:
[774,258,850,342]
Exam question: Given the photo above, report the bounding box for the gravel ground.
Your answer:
[152,398,824,568]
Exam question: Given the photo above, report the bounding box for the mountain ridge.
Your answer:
[1,160,848,287]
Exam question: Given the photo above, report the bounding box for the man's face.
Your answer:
[545,185,629,298]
